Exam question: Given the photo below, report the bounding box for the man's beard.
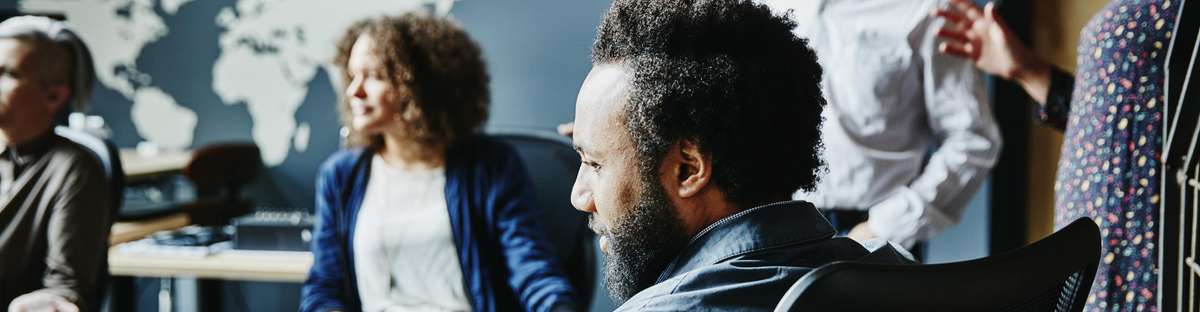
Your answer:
[598,176,690,302]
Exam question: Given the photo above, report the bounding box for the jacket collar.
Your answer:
[656,200,836,283]
[0,130,57,168]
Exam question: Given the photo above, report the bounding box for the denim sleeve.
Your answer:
[489,146,579,312]
[300,160,347,312]
[1034,66,1075,132]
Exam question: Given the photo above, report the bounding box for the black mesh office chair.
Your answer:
[53,126,124,312]
[491,129,596,307]
[776,217,1101,312]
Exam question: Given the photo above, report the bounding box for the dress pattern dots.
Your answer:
[1052,0,1177,311]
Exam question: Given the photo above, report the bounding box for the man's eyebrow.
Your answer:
[574,143,601,159]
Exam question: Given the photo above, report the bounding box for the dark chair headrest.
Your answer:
[184,142,262,189]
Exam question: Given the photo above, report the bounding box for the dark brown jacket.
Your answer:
[0,132,110,311]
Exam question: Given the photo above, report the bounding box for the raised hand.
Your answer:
[933,0,1053,103]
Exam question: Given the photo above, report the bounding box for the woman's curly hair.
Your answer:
[334,13,489,150]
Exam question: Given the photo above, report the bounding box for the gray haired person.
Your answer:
[0,15,109,312]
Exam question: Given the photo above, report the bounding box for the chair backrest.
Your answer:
[184,142,262,197]
[776,218,1101,312]
[55,126,124,216]
[490,129,596,307]
[182,142,262,225]
[53,126,124,312]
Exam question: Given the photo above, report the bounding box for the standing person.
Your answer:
[300,13,578,312]
[570,0,908,310]
[763,0,1003,250]
[0,16,109,312]
[935,0,1176,310]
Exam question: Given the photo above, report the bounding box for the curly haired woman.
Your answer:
[300,13,578,312]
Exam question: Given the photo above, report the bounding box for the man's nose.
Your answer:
[571,166,595,213]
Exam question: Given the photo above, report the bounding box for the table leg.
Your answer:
[158,278,172,312]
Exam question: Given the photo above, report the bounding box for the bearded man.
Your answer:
[568,0,907,310]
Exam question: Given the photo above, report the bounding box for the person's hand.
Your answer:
[933,0,1043,81]
[934,0,1052,103]
[846,222,878,242]
[8,292,79,312]
[557,122,574,137]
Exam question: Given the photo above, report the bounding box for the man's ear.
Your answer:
[45,84,70,113]
[674,138,711,198]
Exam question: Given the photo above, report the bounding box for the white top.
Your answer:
[763,0,1002,247]
[353,155,470,312]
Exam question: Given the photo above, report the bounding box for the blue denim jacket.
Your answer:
[616,201,880,311]
[300,136,576,312]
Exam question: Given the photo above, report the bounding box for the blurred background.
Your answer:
[0,0,1115,310]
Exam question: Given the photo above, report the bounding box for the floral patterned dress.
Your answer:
[1039,0,1177,311]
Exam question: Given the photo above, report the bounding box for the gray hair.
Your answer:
[0,15,95,112]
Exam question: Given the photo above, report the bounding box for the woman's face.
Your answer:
[344,34,403,135]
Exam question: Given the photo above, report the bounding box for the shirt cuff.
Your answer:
[1033,66,1074,131]
[865,189,955,248]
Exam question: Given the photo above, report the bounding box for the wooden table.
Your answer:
[109,213,191,245]
[108,249,312,283]
[108,212,313,282]
[108,214,313,310]
[119,149,192,182]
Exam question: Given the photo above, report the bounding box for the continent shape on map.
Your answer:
[213,0,450,165]
[21,0,199,150]
[20,0,452,166]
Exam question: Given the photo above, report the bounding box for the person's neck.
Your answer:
[0,123,50,147]
[684,192,794,238]
[680,190,741,238]
[377,132,445,170]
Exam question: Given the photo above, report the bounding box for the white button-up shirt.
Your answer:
[763,0,1002,247]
